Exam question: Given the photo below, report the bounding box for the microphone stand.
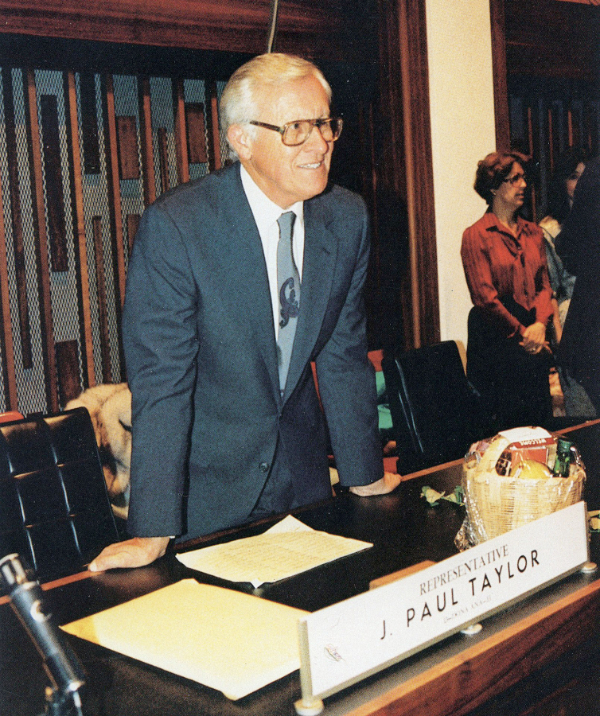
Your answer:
[0,554,86,716]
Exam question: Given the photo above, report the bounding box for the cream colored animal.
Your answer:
[66,383,132,519]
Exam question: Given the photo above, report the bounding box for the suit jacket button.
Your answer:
[259,462,270,473]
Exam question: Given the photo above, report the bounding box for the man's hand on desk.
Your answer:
[88,536,170,572]
[348,471,401,496]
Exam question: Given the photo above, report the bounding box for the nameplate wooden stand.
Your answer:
[295,501,592,714]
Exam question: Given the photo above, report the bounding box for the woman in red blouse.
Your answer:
[461,151,554,429]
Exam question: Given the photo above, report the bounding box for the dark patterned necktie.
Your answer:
[277,211,299,392]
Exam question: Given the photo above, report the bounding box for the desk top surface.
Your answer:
[2,421,600,716]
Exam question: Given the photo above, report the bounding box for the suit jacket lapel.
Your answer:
[283,196,338,401]
[222,166,281,402]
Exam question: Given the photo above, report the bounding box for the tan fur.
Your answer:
[66,384,132,518]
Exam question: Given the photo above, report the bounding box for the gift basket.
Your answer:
[456,426,586,549]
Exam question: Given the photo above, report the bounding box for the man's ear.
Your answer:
[227,124,253,161]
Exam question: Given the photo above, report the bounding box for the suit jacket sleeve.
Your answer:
[122,202,199,537]
[314,203,383,486]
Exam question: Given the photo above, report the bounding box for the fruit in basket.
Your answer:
[510,459,552,480]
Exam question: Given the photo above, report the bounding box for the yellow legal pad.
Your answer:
[61,579,308,700]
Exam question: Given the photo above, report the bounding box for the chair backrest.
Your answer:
[383,341,492,473]
[0,408,119,582]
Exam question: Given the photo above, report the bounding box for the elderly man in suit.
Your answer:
[90,53,399,572]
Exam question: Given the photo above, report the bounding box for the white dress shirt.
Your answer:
[240,165,305,340]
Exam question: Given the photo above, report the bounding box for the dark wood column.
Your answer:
[490,0,511,151]
[376,0,439,350]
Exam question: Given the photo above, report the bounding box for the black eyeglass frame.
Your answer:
[248,117,343,146]
[502,172,527,186]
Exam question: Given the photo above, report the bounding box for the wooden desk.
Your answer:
[2,421,600,716]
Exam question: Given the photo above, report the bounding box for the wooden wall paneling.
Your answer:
[138,76,156,208]
[0,1,355,63]
[102,74,127,311]
[489,0,511,152]
[126,214,140,256]
[79,72,100,175]
[206,80,222,172]
[2,68,33,369]
[0,161,18,410]
[116,116,140,180]
[39,94,68,272]
[396,0,439,348]
[186,103,208,165]
[157,126,170,195]
[173,78,190,185]
[64,70,95,388]
[585,102,598,153]
[55,339,81,406]
[92,216,113,384]
[24,68,59,413]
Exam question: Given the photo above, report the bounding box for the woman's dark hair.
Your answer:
[544,146,589,223]
[474,151,530,206]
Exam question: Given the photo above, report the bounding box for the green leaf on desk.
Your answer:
[421,485,464,507]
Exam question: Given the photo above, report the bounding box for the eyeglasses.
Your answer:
[249,117,343,146]
[503,172,527,186]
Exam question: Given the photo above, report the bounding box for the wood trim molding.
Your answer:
[489,0,511,151]
[377,0,440,349]
[0,0,357,61]
[25,69,60,413]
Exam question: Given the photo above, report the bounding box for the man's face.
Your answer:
[232,75,334,208]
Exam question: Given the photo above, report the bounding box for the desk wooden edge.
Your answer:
[344,576,600,716]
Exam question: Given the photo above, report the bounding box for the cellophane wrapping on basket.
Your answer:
[455,426,586,550]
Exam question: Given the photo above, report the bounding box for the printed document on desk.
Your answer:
[176,515,373,587]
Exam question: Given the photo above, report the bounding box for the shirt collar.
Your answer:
[483,210,534,239]
[240,164,304,234]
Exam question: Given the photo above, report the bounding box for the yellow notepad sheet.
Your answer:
[62,579,308,700]
[177,515,373,587]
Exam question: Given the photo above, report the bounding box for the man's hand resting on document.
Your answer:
[88,536,170,572]
[349,472,401,496]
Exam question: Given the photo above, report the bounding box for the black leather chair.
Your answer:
[382,341,495,474]
[0,408,119,582]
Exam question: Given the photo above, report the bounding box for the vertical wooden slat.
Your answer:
[158,127,169,194]
[126,213,140,256]
[116,116,140,180]
[395,0,439,347]
[24,68,59,413]
[79,72,100,175]
[173,78,190,184]
[103,74,127,311]
[547,106,555,172]
[92,216,113,384]
[3,68,32,369]
[55,340,81,406]
[186,103,208,164]
[138,75,156,207]
[567,107,574,147]
[0,160,18,410]
[206,80,222,171]
[40,94,68,272]
[489,0,511,152]
[64,70,95,388]
[526,103,538,219]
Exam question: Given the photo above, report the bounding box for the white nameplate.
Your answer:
[297,501,589,703]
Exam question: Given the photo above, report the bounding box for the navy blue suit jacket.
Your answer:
[123,162,382,540]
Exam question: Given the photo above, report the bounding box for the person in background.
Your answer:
[539,147,595,418]
[461,151,554,430]
[556,157,600,415]
[89,53,400,572]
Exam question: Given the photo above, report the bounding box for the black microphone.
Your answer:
[0,553,86,706]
